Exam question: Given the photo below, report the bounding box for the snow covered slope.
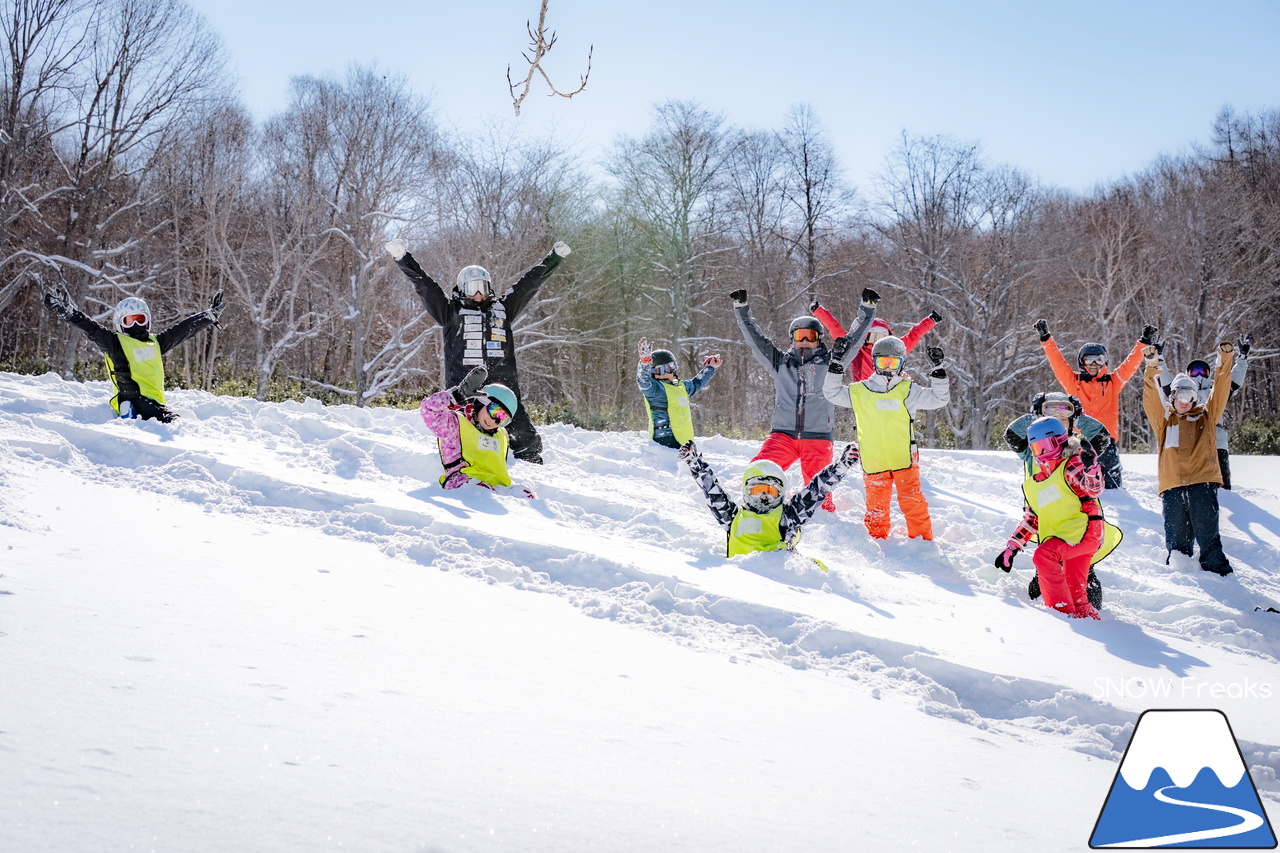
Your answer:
[2,372,1278,852]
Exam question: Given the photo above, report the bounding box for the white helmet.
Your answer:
[112,297,151,333]
[456,265,492,298]
[741,459,786,514]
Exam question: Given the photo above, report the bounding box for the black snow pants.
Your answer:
[506,404,544,464]
[1100,440,1123,490]
[1162,482,1232,575]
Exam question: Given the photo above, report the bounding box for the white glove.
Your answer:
[553,241,571,257]
[385,240,407,260]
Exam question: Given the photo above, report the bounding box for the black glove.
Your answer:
[132,395,179,423]
[729,289,747,306]
[1078,439,1098,470]
[1139,324,1157,346]
[1033,319,1050,342]
[827,361,844,376]
[830,336,852,362]
[994,547,1017,572]
[839,442,860,467]
[926,346,944,367]
[861,287,880,306]
[677,439,698,463]
[809,298,821,314]
[43,290,74,321]
[928,309,942,323]
[1238,333,1252,357]
[208,289,225,323]
[451,366,489,404]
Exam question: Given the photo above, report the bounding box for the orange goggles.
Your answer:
[792,328,819,343]
[874,355,902,372]
[747,482,781,497]
[121,313,147,327]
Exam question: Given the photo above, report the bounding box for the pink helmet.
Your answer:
[866,318,892,343]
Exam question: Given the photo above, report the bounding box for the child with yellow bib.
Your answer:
[636,338,720,448]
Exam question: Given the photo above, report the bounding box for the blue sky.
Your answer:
[186,0,1280,194]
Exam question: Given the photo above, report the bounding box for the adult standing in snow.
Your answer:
[386,239,570,465]
[823,336,950,540]
[678,439,860,557]
[420,365,532,497]
[1032,319,1156,489]
[810,298,942,381]
[994,417,1122,619]
[1157,334,1252,490]
[636,339,721,448]
[730,286,878,511]
[42,289,225,422]
[1143,341,1237,576]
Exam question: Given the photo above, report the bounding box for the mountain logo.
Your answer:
[1090,709,1277,848]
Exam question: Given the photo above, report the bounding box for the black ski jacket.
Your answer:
[394,249,564,394]
[63,309,216,404]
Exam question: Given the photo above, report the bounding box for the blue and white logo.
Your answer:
[1090,709,1276,848]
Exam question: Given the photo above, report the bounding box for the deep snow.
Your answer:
[1,371,1277,852]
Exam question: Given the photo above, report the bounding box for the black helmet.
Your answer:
[649,349,677,375]
[788,315,823,340]
[1031,391,1082,419]
[1077,343,1108,370]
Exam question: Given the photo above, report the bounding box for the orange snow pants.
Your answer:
[863,466,932,540]
[1032,520,1103,618]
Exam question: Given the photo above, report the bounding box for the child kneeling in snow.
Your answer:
[421,366,534,498]
[994,417,1122,619]
[678,439,858,557]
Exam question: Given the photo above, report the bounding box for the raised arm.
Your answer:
[386,242,450,325]
[679,441,738,531]
[1205,344,1236,425]
[502,242,569,320]
[42,291,114,351]
[783,444,858,529]
[730,291,783,372]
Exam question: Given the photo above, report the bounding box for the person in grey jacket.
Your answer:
[730,286,878,512]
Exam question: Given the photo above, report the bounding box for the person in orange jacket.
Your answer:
[1032,319,1157,490]
[810,299,941,382]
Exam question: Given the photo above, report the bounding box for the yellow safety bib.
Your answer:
[1023,462,1124,564]
[848,380,913,473]
[643,380,695,445]
[105,333,165,413]
[727,506,786,557]
[442,412,511,487]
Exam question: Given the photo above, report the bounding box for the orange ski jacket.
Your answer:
[1041,337,1146,440]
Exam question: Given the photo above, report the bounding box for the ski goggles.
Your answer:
[1187,363,1211,378]
[485,400,513,427]
[121,313,148,328]
[460,278,491,298]
[1029,435,1065,459]
[874,355,902,372]
[866,330,888,343]
[746,481,781,498]
[650,364,677,378]
[792,328,820,343]
[1040,400,1075,418]
[1081,354,1108,366]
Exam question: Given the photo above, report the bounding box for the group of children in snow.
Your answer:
[41,239,1253,621]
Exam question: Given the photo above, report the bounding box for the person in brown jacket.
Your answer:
[1142,340,1236,576]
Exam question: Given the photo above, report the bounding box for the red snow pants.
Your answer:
[863,465,933,540]
[753,432,836,511]
[1033,520,1103,618]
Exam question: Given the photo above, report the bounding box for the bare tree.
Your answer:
[507,0,591,117]
[777,104,851,304]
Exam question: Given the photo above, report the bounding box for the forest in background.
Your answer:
[3,0,1278,452]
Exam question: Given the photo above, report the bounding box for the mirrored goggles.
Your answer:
[874,355,902,372]
[121,313,148,327]
[792,328,820,343]
[1029,436,1064,458]
[1171,388,1198,405]
[1187,364,1211,378]
[1040,400,1075,418]
[747,481,781,498]
[485,400,512,426]
[1081,354,1107,366]
[650,364,677,378]
[461,278,490,298]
